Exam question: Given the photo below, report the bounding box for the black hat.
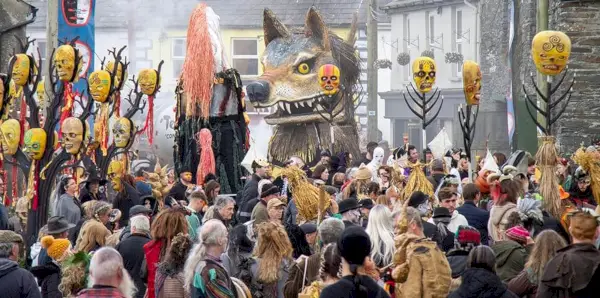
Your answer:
[338,198,361,214]
[337,226,371,265]
[260,183,280,198]
[84,167,107,186]
[423,147,432,154]
[46,216,76,234]
[360,199,374,210]
[432,207,452,219]
[129,204,153,218]
[300,223,318,235]
[407,191,429,207]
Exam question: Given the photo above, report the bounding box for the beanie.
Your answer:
[505,226,529,245]
[455,226,481,249]
[41,235,71,261]
[337,226,371,265]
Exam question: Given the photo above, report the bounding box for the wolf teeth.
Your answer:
[284,103,291,114]
[278,102,285,112]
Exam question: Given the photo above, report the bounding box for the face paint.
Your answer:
[24,128,47,160]
[462,60,482,105]
[412,57,436,93]
[89,70,112,103]
[138,69,158,96]
[417,201,430,217]
[0,119,21,155]
[318,64,340,96]
[11,54,31,86]
[112,117,132,148]
[61,117,84,154]
[531,31,571,76]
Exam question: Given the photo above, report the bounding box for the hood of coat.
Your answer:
[456,268,511,298]
[492,240,524,268]
[30,262,61,280]
[490,202,517,227]
[0,258,18,279]
[446,250,469,278]
[541,243,600,292]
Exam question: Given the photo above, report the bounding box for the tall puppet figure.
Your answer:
[175,3,247,194]
[54,44,82,136]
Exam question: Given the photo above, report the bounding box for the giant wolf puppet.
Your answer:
[247,7,361,164]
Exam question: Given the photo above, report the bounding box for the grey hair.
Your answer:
[319,218,345,245]
[184,219,228,290]
[365,205,395,267]
[346,167,358,180]
[405,207,423,230]
[214,195,235,211]
[130,215,150,234]
[0,243,14,258]
[88,247,136,298]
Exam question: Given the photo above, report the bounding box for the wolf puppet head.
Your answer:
[247,7,359,125]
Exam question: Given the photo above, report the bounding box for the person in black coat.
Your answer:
[115,215,151,298]
[30,262,61,298]
[406,191,446,249]
[0,230,41,298]
[238,159,270,222]
[166,167,195,206]
[112,179,141,229]
[449,246,517,298]
[79,167,108,204]
[456,184,490,245]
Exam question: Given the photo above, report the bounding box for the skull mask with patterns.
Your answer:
[61,117,84,154]
[113,117,133,148]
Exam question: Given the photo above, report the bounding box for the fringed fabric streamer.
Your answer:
[196,128,215,185]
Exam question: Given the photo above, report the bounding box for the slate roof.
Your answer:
[27,0,394,31]
[382,0,460,11]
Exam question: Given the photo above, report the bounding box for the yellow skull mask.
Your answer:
[36,79,47,108]
[462,60,482,105]
[89,70,112,103]
[0,119,21,155]
[105,60,125,89]
[138,69,158,96]
[11,54,31,86]
[412,57,437,93]
[24,128,47,160]
[113,117,132,148]
[61,117,84,154]
[108,160,124,192]
[531,31,571,76]
[54,45,77,82]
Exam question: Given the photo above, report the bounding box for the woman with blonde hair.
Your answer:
[251,221,293,298]
[75,201,112,253]
[507,230,567,297]
[365,205,396,269]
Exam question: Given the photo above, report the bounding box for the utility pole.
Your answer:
[536,0,549,135]
[127,1,137,72]
[45,0,58,99]
[366,0,378,142]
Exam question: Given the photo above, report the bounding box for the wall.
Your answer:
[377,23,392,141]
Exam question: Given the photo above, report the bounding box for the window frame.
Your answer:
[429,14,435,46]
[231,38,259,77]
[171,37,186,78]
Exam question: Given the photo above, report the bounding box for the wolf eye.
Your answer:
[297,63,311,74]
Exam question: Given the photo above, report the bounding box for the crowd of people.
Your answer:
[0,141,599,298]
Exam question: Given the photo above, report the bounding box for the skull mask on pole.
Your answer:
[412,57,437,93]
[0,119,21,155]
[61,117,84,154]
[113,117,133,148]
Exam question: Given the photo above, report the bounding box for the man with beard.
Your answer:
[166,167,195,206]
[238,159,270,223]
[76,247,136,298]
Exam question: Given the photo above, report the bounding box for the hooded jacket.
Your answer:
[491,240,530,282]
[448,268,518,298]
[0,258,42,298]
[537,243,600,298]
[30,262,62,298]
[488,202,518,243]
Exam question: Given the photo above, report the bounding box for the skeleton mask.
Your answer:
[11,54,31,86]
[108,160,124,192]
[318,64,340,96]
[373,147,384,166]
[532,30,571,76]
[412,57,437,93]
[0,119,21,155]
[462,60,482,105]
[24,128,47,160]
[105,60,125,89]
[61,117,84,154]
[54,45,77,82]
[138,69,158,96]
[89,70,112,103]
[36,79,46,108]
[113,117,132,148]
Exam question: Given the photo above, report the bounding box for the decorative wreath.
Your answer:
[374,59,393,70]
[421,49,435,59]
[445,52,464,64]
[397,52,411,66]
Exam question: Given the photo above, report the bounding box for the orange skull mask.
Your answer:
[318,64,340,96]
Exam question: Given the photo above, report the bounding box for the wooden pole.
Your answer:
[45,0,58,117]
[536,0,549,134]
[366,0,378,142]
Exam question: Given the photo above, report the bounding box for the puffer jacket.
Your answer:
[30,262,62,298]
[488,202,518,243]
[0,258,41,298]
[449,268,518,298]
[392,233,452,298]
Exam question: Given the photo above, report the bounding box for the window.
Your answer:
[456,43,463,76]
[429,15,435,45]
[456,10,463,41]
[405,17,411,80]
[172,38,186,77]
[232,38,259,76]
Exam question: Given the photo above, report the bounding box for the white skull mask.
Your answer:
[373,147,384,166]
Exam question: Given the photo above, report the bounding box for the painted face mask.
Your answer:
[0,119,20,155]
[138,69,158,96]
[24,128,47,160]
[462,60,482,105]
[531,30,571,76]
[412,57,437,93]
[180,172,193,183]
[54,45,77,82]
[318,64,340,96]
[89,70,112,103]
[36,79,46,108]
[61,117,84,154]
[11,54,31,86]
[112,117,132,148]
[105,60,125,88]
[373,147,384,165]
[108,161,124,192]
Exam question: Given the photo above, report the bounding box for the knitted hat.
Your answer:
[337,226,371,265]
[41,235,71,261]
[505,226,529,245]
[455,226,481,249]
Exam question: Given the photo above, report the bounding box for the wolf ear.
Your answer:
[304,7,330,51]
[263,9,290,47]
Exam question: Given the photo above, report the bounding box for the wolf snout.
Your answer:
[247,80,271,104]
